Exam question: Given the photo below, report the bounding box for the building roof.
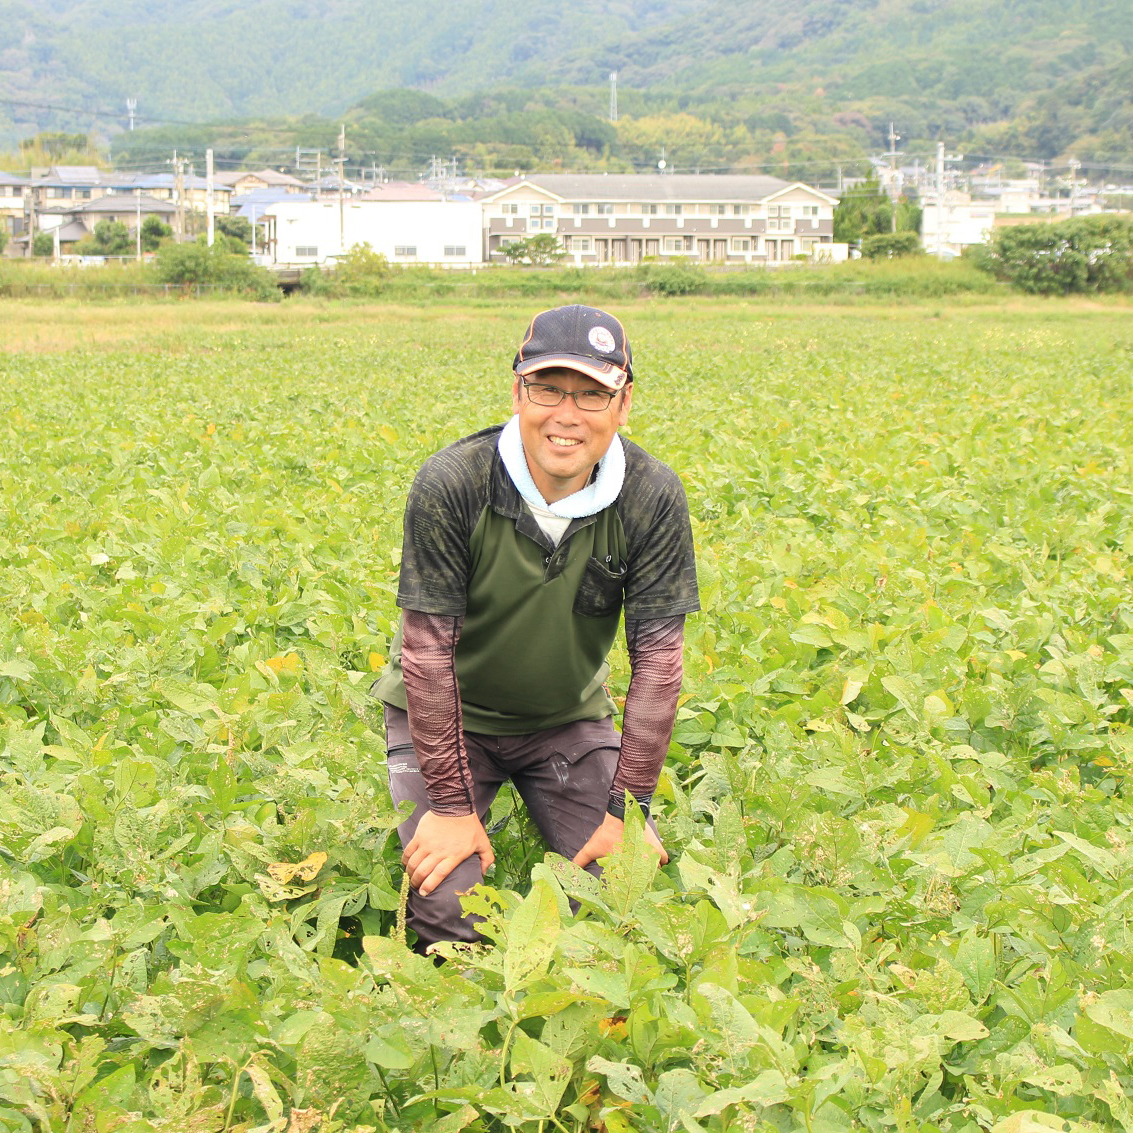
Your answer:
[356,181,450,202]
[39,194,175,217]
[230,188,311,216]
[0,171,28,187]
[215,168,307,188]
[105,173,231,193]
[493,173,796,203]
[31,165,104,185]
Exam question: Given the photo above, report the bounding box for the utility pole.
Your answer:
[173,150,184,242]
[609,72,618,123]
[1067,157,1081,216]
[206,148,215,247]
[887,122,901,232]
[316,151,322,200]
[126,98,137,131]
[135,188,142,260]
[932,142,962,255]
[337,124,346,254]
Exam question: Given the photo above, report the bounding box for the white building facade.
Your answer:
[267,194,483,267]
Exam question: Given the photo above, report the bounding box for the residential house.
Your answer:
[106,173,233,217]
[479,174,843,265]
[215,169,308,196]
[0,172,28,241]
[23,195,178,254]
[266,182,482,266]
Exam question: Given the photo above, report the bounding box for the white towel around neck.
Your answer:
[497,415,626,525]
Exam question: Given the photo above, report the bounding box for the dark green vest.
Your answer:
[375,502,628,734]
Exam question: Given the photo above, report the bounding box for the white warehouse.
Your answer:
[267,183,483,267]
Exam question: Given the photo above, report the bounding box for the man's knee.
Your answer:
[405,856,486,951]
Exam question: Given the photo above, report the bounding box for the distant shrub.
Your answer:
[33,232,55,257]
[499,234,566,266]
[639,260,707,296]
[154,239,278,298]
[982,215,1133,294]
[861,231,923,259]
[301,242,392,297]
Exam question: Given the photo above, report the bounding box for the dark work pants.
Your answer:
[383,704,656,950]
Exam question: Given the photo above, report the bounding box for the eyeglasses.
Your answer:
[521,379,620,412]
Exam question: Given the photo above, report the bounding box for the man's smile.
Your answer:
[548,435,582,447]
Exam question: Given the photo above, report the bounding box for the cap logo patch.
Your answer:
[588,326,616,354]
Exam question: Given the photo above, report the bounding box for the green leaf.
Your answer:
[954,929,996,1004]
[503,880,560,992]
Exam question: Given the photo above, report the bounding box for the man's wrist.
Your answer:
[606,793,652,822]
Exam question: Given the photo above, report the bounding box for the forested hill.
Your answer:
[2,0,1131,168]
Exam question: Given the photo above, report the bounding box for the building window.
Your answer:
[444,245,466,257]
[530,205,542,216]
[730,237,751,252]
[768,205,793,231]
[661,235,691,253]
[732,204,749,216]
[394,245,417,256]
[501,203,519,214]
[296,246,318,257]
[709,204,727,215]
[640,203,658,215]
[664,203,682,216]
[801,205,819,217]
[569,236,592,252]
[572,204,590,215]
[596,203,614,214]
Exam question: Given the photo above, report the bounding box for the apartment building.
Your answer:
[480,173,841,265]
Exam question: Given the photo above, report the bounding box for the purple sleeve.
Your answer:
[399,608,474,817]
[610,615,685,809]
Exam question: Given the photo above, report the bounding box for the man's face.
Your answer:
[511,367,632,504]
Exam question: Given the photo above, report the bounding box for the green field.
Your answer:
[1,297,1132,1132]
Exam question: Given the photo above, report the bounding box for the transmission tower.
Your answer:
[609,72,618,123]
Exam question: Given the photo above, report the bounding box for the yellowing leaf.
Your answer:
[840,676,864,705]
[845,711,871,732]
[369,651,384,672]
[265,652,301,675]
[897,807,935,848]
[378,424,399,444]
[327,478,343,493]
[267,851,328,884]
[1006,649,1027,661]
[206,422,216,436]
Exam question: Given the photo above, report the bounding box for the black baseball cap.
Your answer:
[513,304,633,390]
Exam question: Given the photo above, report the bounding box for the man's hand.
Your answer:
[572,812,669,871]
[403,811,494,896]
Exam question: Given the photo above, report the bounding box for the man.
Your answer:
[373,304,699,950]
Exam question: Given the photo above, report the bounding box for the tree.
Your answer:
[981,215,1133,294]
[75,219,133,256]
[861,231,923,259]
[32,232,55,257]
[141,215,173,252]
[834,176,920,243]
[215,215,252,250]
[500,234,565,266]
